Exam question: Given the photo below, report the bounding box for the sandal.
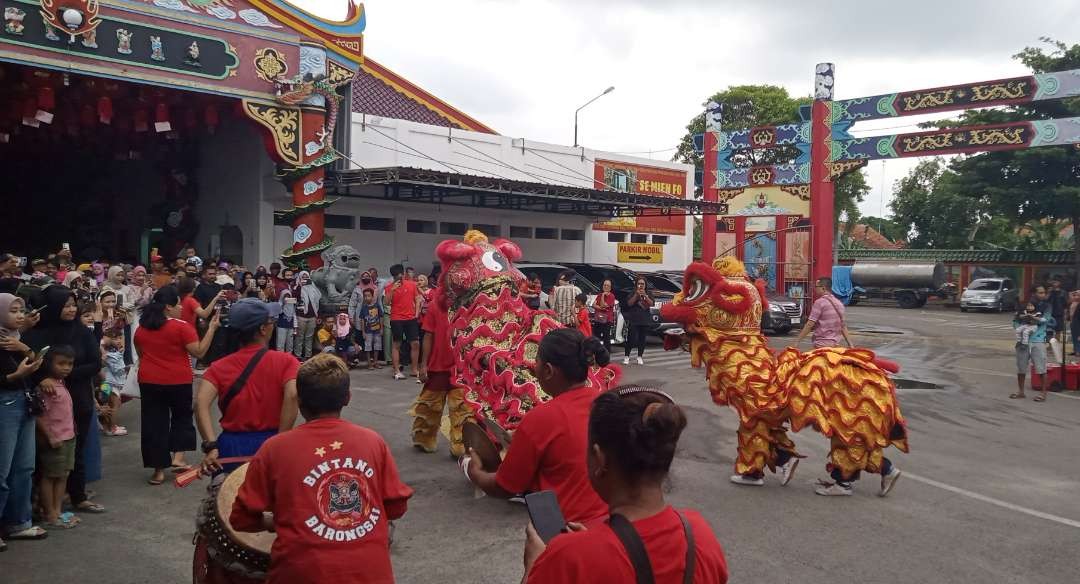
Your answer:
[75,501,106,513]
[1008,393,1026,399]
[1033,395,1047,402]
[5,525,48,540]
[170,465,193,474]
[46,513,80,530]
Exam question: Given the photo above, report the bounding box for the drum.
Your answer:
[462,418,512,472]
[193,464,275,583]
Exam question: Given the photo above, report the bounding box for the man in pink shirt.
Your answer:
[795,277,852,348]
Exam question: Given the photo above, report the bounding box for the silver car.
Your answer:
[960,278,1019,312]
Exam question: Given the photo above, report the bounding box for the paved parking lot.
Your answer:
[5,304,1078,583]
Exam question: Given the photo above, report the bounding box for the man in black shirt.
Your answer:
[1049,277,1067,341]
[194,265,221,308]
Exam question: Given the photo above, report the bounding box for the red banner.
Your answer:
[592,159,688,235]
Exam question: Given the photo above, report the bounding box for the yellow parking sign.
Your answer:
[617,243,664,264]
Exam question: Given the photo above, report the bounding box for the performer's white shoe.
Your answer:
[814,480,853,496]
[636,357,644,365]
[623,357,631,365]
[729,474,764,486]
[879,467,902,497]
[778,458,799,486]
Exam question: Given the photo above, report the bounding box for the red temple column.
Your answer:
[701,130,719,262]
[809,63,836,288]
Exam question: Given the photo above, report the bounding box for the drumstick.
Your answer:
[173,457,252,488]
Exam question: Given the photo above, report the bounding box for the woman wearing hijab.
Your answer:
[126,266,155,365]
[293,271,321,361]
[0,293,47,547]
[22,286,105,513]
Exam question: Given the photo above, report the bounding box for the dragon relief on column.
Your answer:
[271,69,357,270]
[436,230,620,431]
[659,256,908,484]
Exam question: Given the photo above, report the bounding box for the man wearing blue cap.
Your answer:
[195,298,301,473]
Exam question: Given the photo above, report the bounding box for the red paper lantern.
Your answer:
[155,102,169,123]
[36,86,55,111]
[22,97,36,119]
[97,96,113,125]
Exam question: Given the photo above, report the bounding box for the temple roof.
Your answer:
[352,58,496,134]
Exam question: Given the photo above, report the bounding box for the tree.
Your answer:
[676,85,869,247]
[889,159,984,248]
[935,38,1080,283]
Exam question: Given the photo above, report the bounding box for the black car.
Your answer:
[650,270,801,335]
[553,263,679,335]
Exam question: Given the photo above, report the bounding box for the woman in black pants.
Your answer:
[23,286,104,513]
[134,286,218,485]
[622,278,653,365]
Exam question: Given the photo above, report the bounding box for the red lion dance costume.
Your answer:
[660,257,908,495]
[435,230,619,434]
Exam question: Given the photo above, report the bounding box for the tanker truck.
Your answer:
[841,261,952,309]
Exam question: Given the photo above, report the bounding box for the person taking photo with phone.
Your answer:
[522,385,729,583]
[465,328,609,523]
[623,278,654,366]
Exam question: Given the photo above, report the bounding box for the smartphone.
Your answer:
[15,256,26,267]
[116,293,125,307]
[62,242,70,251]
[27,305,47,317]
[36,346,51,361]
[525,491,566,544]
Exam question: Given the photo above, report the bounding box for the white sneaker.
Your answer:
[879,467,902,497]
[814,481,853,496]
[623,357,631,365]
[729,474,765,486]
[778,458,799,486]
[394,372,406,380]
[636,357,644,365]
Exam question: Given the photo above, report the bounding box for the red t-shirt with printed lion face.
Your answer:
[231,418,413,584]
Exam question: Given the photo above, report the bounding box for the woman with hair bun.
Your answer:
[466,328,610,523]
[523,385,729,583]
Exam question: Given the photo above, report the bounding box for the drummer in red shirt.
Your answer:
[230,354,413,584]
[195,298,299,473]
[522,386,729,583]
[465,328,609,523]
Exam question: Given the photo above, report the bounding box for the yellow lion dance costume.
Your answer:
[660,257,908,495]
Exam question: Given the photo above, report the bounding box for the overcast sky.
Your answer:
[292,0,1078,218]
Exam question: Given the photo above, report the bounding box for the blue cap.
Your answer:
[227,298,282,331]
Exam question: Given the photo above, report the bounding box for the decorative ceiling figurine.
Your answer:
[184,40,201,67]
[3,7,26,36]
[150,35,165,61]
[116,28,133,55]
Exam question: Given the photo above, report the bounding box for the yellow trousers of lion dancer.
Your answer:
[735,419,799,477]
[826,437,892,483]
[410,376,469,457]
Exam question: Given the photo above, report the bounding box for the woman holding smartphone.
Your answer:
[622,278,654,366]
[593,280,617,352]
[522,386,729,583]
[465,328,610,523]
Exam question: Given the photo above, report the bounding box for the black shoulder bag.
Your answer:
[609,512,697,584]
[218,348,268,415]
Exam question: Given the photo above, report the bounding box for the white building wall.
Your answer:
[341,115,695,272]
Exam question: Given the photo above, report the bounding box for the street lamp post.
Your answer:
[573,86,614,147]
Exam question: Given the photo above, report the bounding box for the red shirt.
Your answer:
[577,307,592,337]
[202,345,299,432]
[387,279,420,321]
[180,295,200,327]
[495,386,607,522]
[231,418,414,584]
[594,292,616,324]
[527,507,728,584]
[135,318,198,385]
[421,304,455,373]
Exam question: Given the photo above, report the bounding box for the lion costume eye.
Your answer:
[684,278,708,303]
[482,250,507,272]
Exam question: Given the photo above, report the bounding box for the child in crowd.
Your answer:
[275,286,297,354]
[36,346,80,529]
[360,288,384,370]
[317,317,336,354]
[333,312,359,365]
[1015,303,1042,344]
[575,293,592,338]
[98,326,128,437]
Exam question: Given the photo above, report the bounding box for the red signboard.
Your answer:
[592,159,688,235]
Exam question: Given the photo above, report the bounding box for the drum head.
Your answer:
[462,421,502,472]
[216,463,276,555]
